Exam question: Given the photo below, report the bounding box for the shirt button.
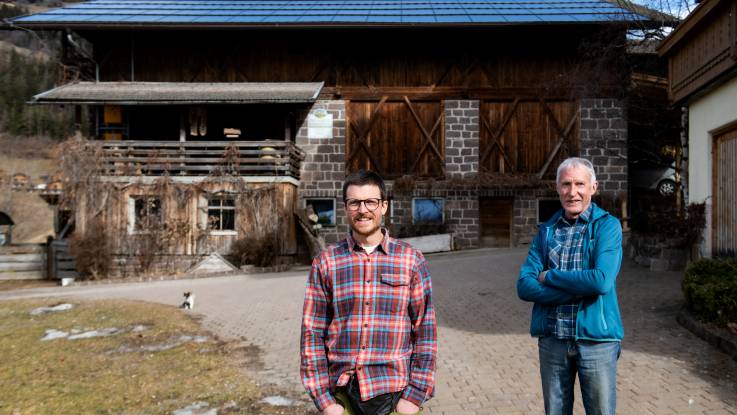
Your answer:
[357,366,362,371]
[362,345,366,350]
[365,279,370,283]
[365,301,370,305]
[364,323,368,328]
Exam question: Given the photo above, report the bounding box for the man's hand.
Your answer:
[538,270,548,284]
[396,398,420,414]
[322,403,344,415]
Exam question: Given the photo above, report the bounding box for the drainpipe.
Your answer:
[680,106,689,207]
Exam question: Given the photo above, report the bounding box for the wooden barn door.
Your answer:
[713,125,737,256]
[479,99,578,178]
[479,197,513,247]
[346,97,445,178]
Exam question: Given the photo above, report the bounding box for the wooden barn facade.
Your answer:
[13,0,649,273]
[659,0,737,258]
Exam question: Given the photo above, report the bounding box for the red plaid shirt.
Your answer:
[300,230,437,411]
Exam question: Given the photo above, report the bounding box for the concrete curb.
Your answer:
[677,307,737,362]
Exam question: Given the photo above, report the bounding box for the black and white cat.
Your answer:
[180,292,195,310]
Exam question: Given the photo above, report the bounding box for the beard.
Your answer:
[349,213,381,237]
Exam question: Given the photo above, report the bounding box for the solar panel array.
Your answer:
[14,0,648,25]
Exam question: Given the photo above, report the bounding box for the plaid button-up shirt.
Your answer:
[300,230,437,411]
[545,205,592,338]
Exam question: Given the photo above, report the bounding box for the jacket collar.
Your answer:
[543,202,607,229]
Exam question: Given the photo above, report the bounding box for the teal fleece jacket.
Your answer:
[516,203,624,341]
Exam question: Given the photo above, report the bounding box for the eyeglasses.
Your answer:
[344,198,383,212]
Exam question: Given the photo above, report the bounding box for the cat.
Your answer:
[180,291,195,310]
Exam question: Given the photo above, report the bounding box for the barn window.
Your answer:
[128,196,162,233]
[538,199,562,223]
[413,198,444,225]
[305,198,336,226]
[208,197,236,233]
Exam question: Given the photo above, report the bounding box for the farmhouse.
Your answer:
[11,0,654,274]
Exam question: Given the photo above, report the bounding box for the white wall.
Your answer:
[688,75,737,256]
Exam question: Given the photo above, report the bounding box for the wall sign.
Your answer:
[308,108,333,139]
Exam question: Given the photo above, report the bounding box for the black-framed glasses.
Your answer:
[344,198,383,212]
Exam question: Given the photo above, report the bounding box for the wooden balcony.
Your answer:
[96,140,305,178]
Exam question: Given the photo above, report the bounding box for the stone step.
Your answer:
[57,270,79,279]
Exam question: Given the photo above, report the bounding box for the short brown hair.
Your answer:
[342,170,386,201]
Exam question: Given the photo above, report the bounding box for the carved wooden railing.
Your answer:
[96,140,305,178]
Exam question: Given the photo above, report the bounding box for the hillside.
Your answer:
[0,135,56,244]
[0,3,67,244]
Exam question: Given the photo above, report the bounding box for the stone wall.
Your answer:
[579,98,628,197]
[445,100,480,179]
[294,97,627,251]
[296,100,348,244]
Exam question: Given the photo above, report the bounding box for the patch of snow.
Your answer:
[131,325,148,332]
[261,396,294,406]
[41,329,69,341]
[171,401,217,415]
[68,327,120,340]
[30,303,74,315]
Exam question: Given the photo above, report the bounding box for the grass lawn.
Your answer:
[0,298,307,414]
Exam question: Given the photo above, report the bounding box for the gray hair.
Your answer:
[556,157,597,184]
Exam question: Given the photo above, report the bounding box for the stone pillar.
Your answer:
[443,100,480,248]
[444,100,480,178]
[296,100,348,244]
[579,98,628,197]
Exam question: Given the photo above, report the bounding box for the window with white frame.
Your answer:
[207,197,236,232]
[412,198,444,224]
[306,198,336,226]
[129,196,162,233]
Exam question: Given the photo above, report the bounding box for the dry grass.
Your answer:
[0,299,308,414]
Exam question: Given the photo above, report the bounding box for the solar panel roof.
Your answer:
[12,0,652,27]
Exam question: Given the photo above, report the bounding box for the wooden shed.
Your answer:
[13,0,654,275]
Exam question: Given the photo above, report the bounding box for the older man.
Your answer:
[301,170,437,415]
[517,157,623,415]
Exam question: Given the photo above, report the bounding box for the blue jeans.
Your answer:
[538,337,620,415]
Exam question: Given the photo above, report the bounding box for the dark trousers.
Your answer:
[334,376,403,415]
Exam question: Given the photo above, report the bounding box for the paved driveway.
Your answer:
[2,248,737,414]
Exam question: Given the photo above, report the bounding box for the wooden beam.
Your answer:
[403,96,445,175]
[537,110,578,179]
[479,98,519,172]
[318,86,595,101]
[345,96,389,175]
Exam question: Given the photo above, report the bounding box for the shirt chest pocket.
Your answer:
[376,273,411,315]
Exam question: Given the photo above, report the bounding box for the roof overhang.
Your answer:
[658,0,724,56]
[31,82,324,105]
[9,0,659,30]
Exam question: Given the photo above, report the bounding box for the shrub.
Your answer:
[230,234,278,268]
[69,221,112,279]
[631,202,705,248]
[682,258,737,325]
